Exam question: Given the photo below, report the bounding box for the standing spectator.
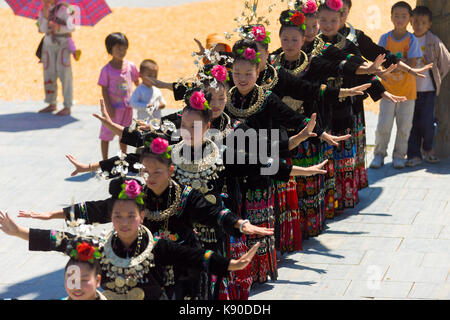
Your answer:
[370,1,422,169]
[406,6,450,166]
[37,0,76,116]
[98,32,139,160]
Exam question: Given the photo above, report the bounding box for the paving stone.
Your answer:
[384,265,449,283]
[344,280,414,299]
[408,283,450,299]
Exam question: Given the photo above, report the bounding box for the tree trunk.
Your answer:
[416,0,450,158]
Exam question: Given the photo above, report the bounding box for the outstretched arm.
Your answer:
[0,211,30,241]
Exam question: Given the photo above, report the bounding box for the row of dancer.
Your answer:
[1,0,432,300]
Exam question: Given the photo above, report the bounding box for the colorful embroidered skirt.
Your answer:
[225,234,253,300]
[333,125,357,213]
[354,112,368,191]
[322,141,337,219]
[244,187,277,284]
[292,140,326,238]
[274,177,302,254]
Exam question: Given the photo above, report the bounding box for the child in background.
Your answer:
[406,6,450,166]
[371,1,422,169]
[129,60,166,122]
[37,0,76,116]
[98,32,140,160]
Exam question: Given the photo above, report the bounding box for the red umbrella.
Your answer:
[5,0,112,26]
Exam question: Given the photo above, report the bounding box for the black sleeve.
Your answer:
[357,31,398,68]
[120,127,145,148]
[268,92,324,137]
[153,239,230,277]
[62,198,113,224]
[99,153,141,178]
[359,75,386,102]
[307,49,364,78]
[184,189,242,238]
[274,67,340,105]
[29,228,75,252]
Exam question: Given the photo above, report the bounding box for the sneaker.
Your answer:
[423,153,440,164]
[393,158,406,169]
[370,155,384,169]
[406,157,422,167]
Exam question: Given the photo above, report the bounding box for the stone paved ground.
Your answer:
[0,101,448,300]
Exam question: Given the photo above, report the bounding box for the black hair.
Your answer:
[343,0,352,9]
[232,39,260,69]
[279,10,306,37]
[391,1,413,15]
[412,6,433,22]
[65,257,101,276]
[108,177,146,212]
[105,32,129,55]
[182,87,213,124]
[140,59,158,76]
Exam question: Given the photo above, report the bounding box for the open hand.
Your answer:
[304,160,329,176]
[0,211,20,236]
[241,223,274,236]
[320,131,352,147]
[93,99,113,124]
[339,83,372,98]
[409,63,433,78]
[228,242,260,271]
[18,210,53,220]
[65,154,89,176]
[382,91,407,103]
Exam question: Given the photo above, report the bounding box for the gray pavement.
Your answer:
[0,101,449,300]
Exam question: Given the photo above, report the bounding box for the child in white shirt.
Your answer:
[129,59,166,121]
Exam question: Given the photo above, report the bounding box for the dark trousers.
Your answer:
[407,91,437,159]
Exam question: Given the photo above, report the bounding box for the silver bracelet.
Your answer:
[239,219,250,233]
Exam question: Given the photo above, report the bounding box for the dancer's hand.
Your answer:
[228,242,260,271]
[65,155,90,176]
[339,83,372,98]
[93,99,113,125]
[303,160,329,176]
[408,63,433,78]
[320,132,352,147]
[17,210,52,220]
[382,91,407,103]
[289,114,318,150]
[0,211,30,241]
[241,223,274,236]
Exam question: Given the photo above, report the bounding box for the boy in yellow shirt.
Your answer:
[371,1,422,169]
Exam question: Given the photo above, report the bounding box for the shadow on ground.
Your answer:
[0,269,66,300]
[0,112,78,132]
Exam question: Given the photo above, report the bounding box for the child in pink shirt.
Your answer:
[98,32,139,160]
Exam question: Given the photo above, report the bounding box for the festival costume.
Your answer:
[29,225,230,300]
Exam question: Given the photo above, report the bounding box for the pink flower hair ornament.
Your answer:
[301,0,319,14]
[144,137,172,160]
[321,0,343,12]
[210,65,229,83]
[251,25,271,45]
[118,179,145,205]
[189,90,211,111]
[236,47,261,65]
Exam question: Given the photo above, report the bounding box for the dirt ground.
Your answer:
[0,0,416,113]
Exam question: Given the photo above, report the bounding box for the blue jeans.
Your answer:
[407,91,437,159]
